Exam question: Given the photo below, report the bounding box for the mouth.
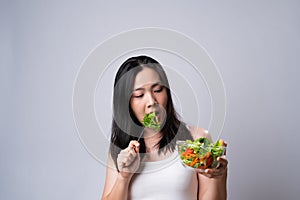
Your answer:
[142,111,161,131]
[149,111,160,120]
[146,110,159,115]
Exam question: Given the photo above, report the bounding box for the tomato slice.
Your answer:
[184,148,194,154]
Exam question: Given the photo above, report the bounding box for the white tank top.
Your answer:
[128,150,198,200]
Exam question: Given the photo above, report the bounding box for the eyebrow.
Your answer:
[133,82,162,91]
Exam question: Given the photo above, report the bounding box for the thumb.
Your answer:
[134,141,140,154]
[132,141,140,161]
[128,140,140,153]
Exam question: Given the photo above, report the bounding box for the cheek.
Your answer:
[158,92,168,108]
[130,100,144,119]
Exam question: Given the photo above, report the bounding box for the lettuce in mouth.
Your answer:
[142,112,160,131]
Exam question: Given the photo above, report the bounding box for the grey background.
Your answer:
[1,0,299,200]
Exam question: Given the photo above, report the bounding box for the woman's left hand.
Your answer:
[199,155,228,178]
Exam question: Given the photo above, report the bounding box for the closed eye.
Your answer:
[154,86,163,93]
[133,94,144,98]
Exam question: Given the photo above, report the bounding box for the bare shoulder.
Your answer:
[187,125,213,142]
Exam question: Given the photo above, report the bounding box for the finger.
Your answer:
[131,142,140,161]
[134,141,140,153]
[128,140,140,152]
[218,140,227,155]
[202,168,226,178]
[128,140,138,148]
[118,141,140,168]
[223,140,228,147]
[128,149,137,160]
[198,170,214,178]
[124,149,139,165]
[118,150,130,160]
[119,149,128,156]
[217,156,228,166]
[117,152,132,167]
[117,153,128,163]
[123,158,131,166]
[204,169,214,175]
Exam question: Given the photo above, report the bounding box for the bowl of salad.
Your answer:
[176,138,226,172]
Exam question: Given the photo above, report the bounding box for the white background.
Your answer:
[1,0,300,199]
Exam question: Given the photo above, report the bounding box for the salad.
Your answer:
[177,138,226,169]
[142,112,160,131]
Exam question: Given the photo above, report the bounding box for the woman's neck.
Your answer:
[143,129,163,153]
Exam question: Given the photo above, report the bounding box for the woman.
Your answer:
[102,55,228,200]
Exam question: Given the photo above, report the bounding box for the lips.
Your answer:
[151,111,160,119]
[142,111,161,131]
[147,110,159,115]
[145,110,160,123]
[144,109,165,126]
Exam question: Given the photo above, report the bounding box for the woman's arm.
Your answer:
[197,158,228,200]
[188,126,228,200]
[102,141,140,200]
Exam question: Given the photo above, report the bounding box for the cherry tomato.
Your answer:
[185,148,194,154]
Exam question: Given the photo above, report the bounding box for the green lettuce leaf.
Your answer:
[142,112,160,131]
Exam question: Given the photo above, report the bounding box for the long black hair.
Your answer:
[110,55,193,168]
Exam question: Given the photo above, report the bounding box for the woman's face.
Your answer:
[130,67,168,127]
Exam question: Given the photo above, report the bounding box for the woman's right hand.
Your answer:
[117,140,140,179]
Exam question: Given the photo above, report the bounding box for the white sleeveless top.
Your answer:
[128,150,198,200]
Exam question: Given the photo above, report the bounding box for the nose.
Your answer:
[146,92,157,108]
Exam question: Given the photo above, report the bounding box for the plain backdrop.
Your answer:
[1,0,300,200]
